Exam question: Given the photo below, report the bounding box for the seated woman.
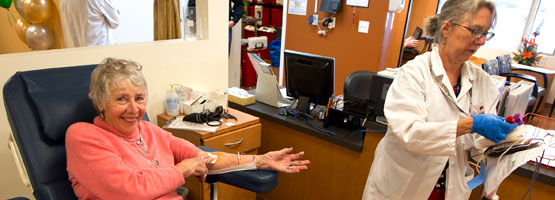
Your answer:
[66,58,310,199]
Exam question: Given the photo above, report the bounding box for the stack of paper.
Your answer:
[501,81,534,117]
[164,116,219,133]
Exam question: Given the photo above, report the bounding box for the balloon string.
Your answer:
[6,9,15,28]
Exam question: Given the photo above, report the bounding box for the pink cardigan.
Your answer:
[66,117,199,200]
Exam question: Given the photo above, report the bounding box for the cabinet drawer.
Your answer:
[203,123,261,153]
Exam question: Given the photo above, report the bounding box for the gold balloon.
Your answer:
[22,0,51,23]
[26,23,54,50]
[15,18,30,45]
[14,0,25,19]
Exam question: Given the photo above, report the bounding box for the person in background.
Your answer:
[229,0,244,55]
[362,0,517,199]
[66,58,310,199]
[86,0,120,46]
[59,0,87,48]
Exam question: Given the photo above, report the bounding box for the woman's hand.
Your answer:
[404,36,419,48]
[175,151,215,182]
[257,148,310,174]
[472,114,518,143]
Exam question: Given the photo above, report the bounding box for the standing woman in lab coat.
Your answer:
[362,0,517,199]
[86,0,120,46]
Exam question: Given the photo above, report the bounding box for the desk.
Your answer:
[512,63,555,111]
[157,108,261,200]
[230,102,386,199]
[230,102,554,200]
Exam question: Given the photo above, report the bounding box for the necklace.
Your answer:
[121,134,160,167]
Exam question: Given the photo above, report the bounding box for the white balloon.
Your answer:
[26,23,54,50]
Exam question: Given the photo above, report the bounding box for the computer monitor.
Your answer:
[368,74,393,124]
[284,50,335,113]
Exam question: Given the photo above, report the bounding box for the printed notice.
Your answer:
[288,0,307,16]
[347,0,369,7]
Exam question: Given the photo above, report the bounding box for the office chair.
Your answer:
[343,70,376,116]
[482,59,543,115]
[4,65,277,200]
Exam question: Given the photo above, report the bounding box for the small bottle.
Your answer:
[166,84,180,116]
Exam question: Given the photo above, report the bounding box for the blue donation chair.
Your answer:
[4,65,277,200]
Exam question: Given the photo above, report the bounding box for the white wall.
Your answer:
[475,47,555,105]
[0,1,227,199]
[112,0,154,45]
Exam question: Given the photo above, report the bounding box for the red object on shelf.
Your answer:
[244,29,255,39]
[249,5,255,17]
[262,7,271,25]
[241,47,257,87]
[271,8,283,27]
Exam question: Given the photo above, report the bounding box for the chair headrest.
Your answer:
[20,65,97,141]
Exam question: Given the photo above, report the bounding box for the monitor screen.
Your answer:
[285,50,335,112]
[412,27,423,40]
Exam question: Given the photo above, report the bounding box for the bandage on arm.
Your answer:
[206,152,257,175]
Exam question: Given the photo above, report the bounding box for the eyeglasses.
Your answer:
[451,22,495,41]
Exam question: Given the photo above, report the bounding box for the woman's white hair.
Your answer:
[425,0,497,44]
[89,58,147,116]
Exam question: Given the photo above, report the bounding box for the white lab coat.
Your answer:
[363,47,500,200]
[59,0,87,48]
[86,0,119,46]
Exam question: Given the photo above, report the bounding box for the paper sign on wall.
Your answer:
[347,0,369,7]
[288,0,307,15]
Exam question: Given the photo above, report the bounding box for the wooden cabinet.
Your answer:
[157,108,261,200]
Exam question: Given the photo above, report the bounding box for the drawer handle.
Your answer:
[224,138,245,146]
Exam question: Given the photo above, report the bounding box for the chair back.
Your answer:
[482,59,499,75]
[343,70,376,103]
[3,65,99,199]
[497,54,512,74]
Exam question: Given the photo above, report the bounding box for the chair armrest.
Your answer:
[7,132,31,188]
[511,68,549,89]
[198,146,278,193]
[500,73,539,96]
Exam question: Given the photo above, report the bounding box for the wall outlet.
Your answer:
[327,17,336,29]
[358,20,369,33]
[312,14,318,26]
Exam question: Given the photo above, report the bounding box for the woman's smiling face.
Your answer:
[98,79,147,135]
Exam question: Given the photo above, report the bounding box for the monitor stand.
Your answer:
[295,95,311,114]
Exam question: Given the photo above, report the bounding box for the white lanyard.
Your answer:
[429,56,472,117]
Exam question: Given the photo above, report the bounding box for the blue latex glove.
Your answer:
[472,114,518,143]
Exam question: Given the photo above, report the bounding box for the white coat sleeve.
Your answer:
[384,63,458,156]
[100,0,120,29]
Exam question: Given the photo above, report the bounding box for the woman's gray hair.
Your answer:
[425,0,497,44]
[89,58,147,115]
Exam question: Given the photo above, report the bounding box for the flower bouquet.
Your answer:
[512,36,542,66]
